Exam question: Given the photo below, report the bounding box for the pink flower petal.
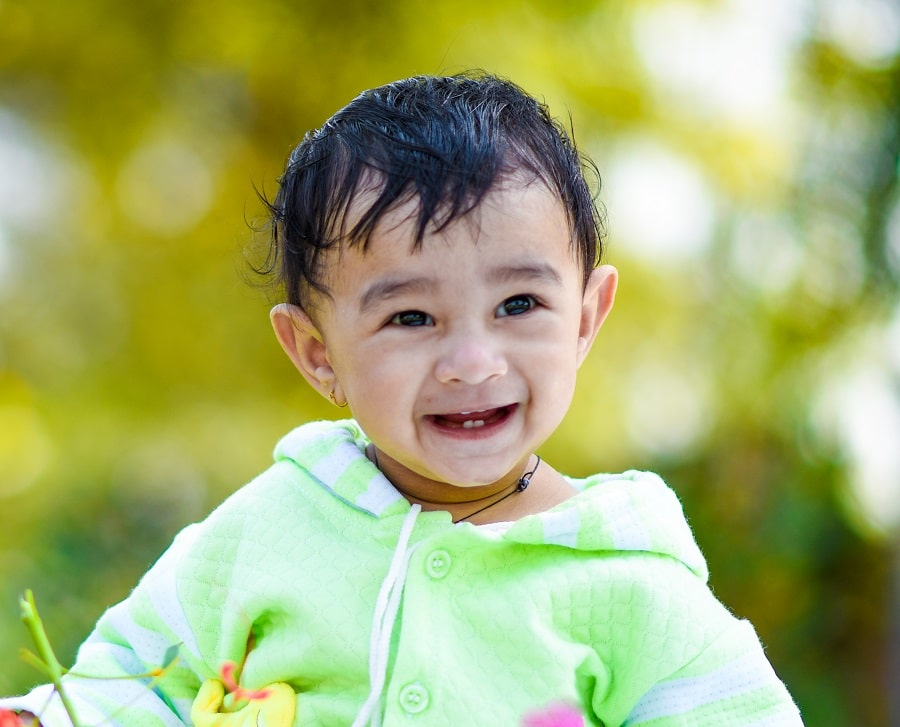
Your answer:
[521,702,585,727]
[217,661,273,702]
[218,661,240,692]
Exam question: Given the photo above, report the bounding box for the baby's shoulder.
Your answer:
[522,469,709,580]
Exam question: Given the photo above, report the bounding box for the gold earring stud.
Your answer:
[328,387,348,408]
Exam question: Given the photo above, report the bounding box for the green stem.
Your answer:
[19,590,81,727]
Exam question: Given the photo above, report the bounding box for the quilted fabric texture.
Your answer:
[1,419,802,726]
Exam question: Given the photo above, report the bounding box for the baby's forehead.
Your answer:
[321,181,574,282]
[339,172,568,250]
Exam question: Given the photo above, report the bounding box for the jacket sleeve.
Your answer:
[0,526,208,727]
[622,617,803,726]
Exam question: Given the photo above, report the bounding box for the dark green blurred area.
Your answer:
[1,1,898,725]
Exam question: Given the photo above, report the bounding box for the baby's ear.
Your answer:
[576,264,618,367]
[270,303,336,398]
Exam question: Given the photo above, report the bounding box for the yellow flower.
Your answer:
[190,665,296,727]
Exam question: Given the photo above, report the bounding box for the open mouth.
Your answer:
[430,405,515,430]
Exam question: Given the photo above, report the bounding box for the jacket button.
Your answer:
[425,549,451,579]
[399,682,430,714]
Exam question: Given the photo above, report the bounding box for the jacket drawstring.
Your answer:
[352,504,422,727]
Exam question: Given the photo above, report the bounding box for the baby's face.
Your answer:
[312,179,612,494]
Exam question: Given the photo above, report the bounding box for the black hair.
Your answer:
[262,72,605,308]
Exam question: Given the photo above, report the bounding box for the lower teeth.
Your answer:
[462,419,486,429]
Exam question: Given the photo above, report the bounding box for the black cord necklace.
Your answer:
[369,448,542,524]
[454,455,542,524]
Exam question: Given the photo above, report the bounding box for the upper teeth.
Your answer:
[462,419,486,429]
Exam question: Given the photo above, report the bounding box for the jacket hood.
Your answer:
[275,419,708,582]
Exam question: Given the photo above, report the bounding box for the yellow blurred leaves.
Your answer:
[0,375,51,498]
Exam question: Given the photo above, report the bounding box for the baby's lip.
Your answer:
[428,404,517,429]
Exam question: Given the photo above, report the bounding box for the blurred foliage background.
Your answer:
[1,0,898,724]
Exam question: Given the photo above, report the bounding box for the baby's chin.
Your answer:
[377,451,524,492]
[414,459,531,492]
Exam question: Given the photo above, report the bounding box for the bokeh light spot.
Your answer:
[116,136,214,236]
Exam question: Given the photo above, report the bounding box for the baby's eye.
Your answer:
[390,310,434,327]
[496,295,537,317]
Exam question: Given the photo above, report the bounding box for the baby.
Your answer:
[1,73,803,725]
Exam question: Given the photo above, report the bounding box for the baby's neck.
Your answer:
[367,445,576,524]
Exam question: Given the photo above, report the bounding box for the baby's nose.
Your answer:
[434,333,508,384]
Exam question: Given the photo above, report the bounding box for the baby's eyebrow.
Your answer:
[488,261,563,286]
[358,276,434,312]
